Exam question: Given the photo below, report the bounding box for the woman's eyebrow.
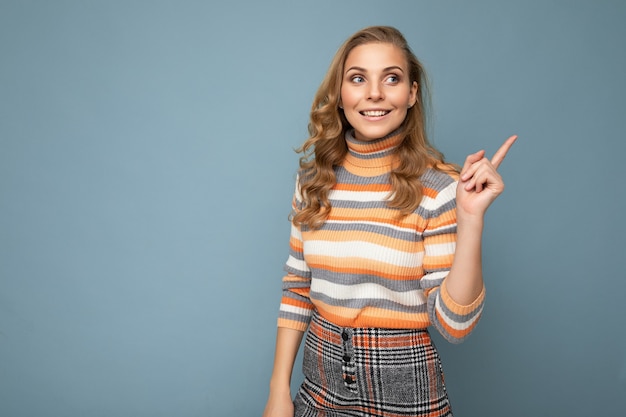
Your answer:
[345,65,405,74]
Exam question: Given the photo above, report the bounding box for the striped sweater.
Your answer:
[278,131,485,343]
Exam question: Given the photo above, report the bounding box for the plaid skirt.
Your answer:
[294,311,453,417]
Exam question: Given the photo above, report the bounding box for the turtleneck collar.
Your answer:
[343,129,404,176]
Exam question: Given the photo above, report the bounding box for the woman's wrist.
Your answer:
[269,378,292,394]
[456,211,484,236]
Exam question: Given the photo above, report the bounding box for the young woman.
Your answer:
[263,26,516,417]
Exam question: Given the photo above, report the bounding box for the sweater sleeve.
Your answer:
[277,182,314,331]
[421,178,485,344]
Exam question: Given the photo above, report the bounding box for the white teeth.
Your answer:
[361,110,389,117]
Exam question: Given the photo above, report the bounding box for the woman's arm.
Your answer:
[262,327,305,417]
[444,135,517,305]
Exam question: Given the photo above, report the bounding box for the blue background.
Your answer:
[1,1,625,416]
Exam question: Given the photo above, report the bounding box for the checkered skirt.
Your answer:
[294,311,453,417]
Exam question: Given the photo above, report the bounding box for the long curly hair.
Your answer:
[292,26,455,229]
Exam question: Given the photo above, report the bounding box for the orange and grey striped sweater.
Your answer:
[278,131,485,343]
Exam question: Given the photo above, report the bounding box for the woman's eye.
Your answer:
[351,75,365,83]
[386,75,399,83]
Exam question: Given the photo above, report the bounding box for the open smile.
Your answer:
[360,110,391,117]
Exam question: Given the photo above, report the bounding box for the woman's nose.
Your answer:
[367,82,384,100]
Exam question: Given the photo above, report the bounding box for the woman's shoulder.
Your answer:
[421,164,459,192]
[418,165,458,214]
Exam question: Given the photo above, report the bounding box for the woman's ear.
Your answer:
[409,81,418,108]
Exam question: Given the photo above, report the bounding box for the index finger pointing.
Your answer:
[491,135,518,169]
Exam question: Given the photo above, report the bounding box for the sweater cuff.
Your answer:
[439,279,486,316]
[277,317,310,332]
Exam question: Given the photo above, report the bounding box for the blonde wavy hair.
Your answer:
[293,26,455,229]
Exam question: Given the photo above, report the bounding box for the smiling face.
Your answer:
[340,42,418,142]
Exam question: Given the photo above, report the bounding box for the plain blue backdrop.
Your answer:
[1,1,625,416]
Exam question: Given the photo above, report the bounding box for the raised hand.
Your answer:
[456,135,518,218]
